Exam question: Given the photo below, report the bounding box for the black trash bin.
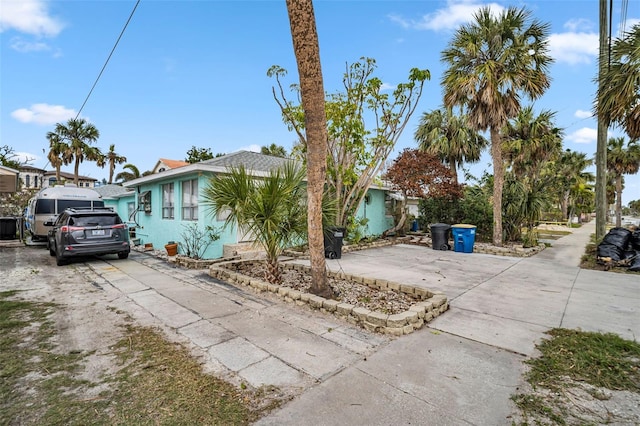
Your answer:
[0,217,17,240]
[430,223,451,251]
[324,226,346,259]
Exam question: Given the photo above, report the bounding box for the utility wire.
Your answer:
[75,0,141,119]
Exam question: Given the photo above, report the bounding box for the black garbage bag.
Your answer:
[629,252,640,272]
[602,227,632,251]
[631,230,640,250]
[597,243,623,262]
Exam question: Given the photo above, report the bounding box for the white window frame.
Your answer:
[182,179,198,221]
[162,183,174,219]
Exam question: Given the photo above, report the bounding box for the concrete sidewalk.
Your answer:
[86,221,639,425]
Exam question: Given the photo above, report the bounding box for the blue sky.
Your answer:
[1,0,638,204]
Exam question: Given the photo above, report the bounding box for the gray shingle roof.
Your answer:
[94,184,134,199]
[200,150,293,172]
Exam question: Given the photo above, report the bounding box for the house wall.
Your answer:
[126,170,393,259]
[129,172,234,259]
[354,187,393,237]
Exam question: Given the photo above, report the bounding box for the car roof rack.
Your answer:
[65,207,116,213]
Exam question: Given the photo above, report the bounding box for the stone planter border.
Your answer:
[209,259,448,336]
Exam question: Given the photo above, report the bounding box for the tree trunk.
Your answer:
[264,257,282,285]
[449,157,458,185]
[74,158,80,185]
[382,193,408,237]
[490,127,504,246]
[286,0,331,298]
[615,175,623,227]
[561,191,570,220]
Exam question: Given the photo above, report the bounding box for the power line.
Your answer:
[75,0,141,119]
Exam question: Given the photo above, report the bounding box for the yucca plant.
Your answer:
[202,163,309,284]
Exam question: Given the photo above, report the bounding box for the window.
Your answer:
[182,179,198,220]
[162,183,174,219]
[127,202,135,221]
[25,175,31,187]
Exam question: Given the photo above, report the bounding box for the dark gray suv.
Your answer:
[46,207,130,266]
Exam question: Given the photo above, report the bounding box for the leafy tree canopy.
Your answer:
[185,146,223,163]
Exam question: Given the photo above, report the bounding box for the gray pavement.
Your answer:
[80,220,639,425]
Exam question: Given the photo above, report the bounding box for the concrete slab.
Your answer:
[208,336,270,371]
[257,330,524,426]
[215,310,362,380]
[159,285,250,319]
[429,308,550,356]
[561,289,640,341]
[255,367,463,426]
[239,356,311,389]
[128,289,200,328]
[356,330,526,425]
[178,319,235,349]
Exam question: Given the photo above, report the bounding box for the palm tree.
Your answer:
[414,108,487,185]
[503,106,563,181]
[261,143,288,158]
[46,132,68,183]
[53,118,100,185]
[441,6,552,245]
[115,163,142,183]
[553,150,594,222]
[202,163,308,284]
[607,137,640,227]
[598,24,640,139]
[101,144,127,184]
[285,0,331,297]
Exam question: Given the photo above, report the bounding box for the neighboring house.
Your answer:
[43,171,98,188]
[152,158,189,174]
[123,150,391,259]
[0,165,19,193]
[18,165,46,190]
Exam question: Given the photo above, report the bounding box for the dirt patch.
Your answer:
[231,260,416,314]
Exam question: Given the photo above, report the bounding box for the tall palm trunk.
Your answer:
[490,127,504,246]
[448,156,458,185]
[286,0,331,298]
[615,175,623,227]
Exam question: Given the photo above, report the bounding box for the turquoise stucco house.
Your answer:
[113,150,391,259]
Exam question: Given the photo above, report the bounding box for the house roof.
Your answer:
[44,170,97,181]
[123,150,293,187]
[0,165,19,174]
[93,184,134,199]
[19,165,46,173]
[199,150,291,172]
[155,158,189,171]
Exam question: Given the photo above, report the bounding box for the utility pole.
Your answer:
[595,0,609,240]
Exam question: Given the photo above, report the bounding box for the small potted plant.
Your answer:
[164,241,178,256]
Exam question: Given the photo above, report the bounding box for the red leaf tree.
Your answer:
[384,148,462,235]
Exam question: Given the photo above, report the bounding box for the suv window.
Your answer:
[70,215,121,227]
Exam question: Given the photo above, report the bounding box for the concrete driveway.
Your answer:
[258,221,639,425]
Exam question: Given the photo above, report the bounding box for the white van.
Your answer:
[26,184,104,241]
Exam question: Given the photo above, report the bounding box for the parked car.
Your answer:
[46,207,130,266]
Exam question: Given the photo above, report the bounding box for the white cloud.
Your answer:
[15,151,40,164]
[574,109,593,119]
[566,127,597,144]
[548,32,598,65]
[564,18,594,32]
[9,36,50,53]
[380,83,395,91]
[11,103,76,125]
[389,0,504,32]
[0,0,64,37]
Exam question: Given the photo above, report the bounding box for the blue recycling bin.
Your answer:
[451,224,476,253]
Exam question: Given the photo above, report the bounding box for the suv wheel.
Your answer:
[118,251,129,259]
[55,244,67,266]
[47,239,55,256]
